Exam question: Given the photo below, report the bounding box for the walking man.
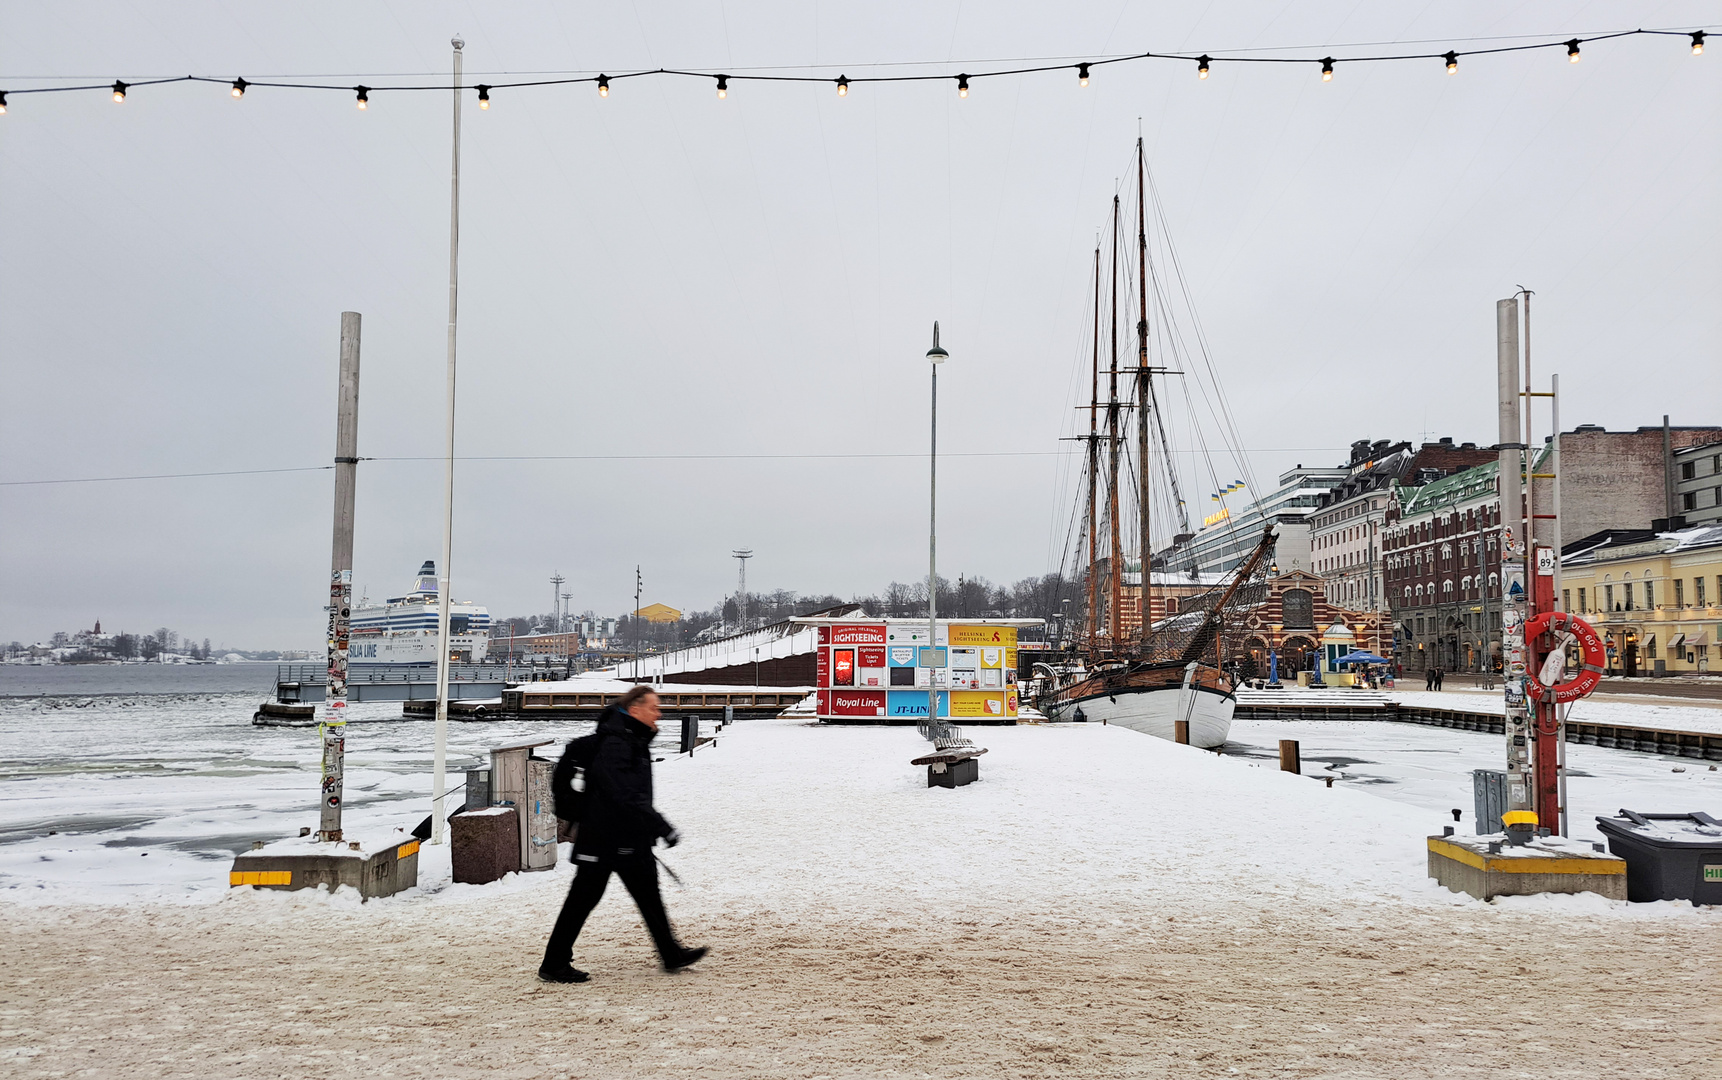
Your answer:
[540,685,706,983]
[1433,666,1445,691]
[1425,665,1436,691]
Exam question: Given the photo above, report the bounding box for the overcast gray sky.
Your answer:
[2,2,1717,648]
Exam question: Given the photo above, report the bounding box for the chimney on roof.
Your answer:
[1573,423,1605,433]
[1460,442,1476,450]
[1438,436,1453,446]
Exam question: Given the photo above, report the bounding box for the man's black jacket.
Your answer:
[574,705,674,859]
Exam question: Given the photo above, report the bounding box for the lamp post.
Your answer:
[925,322,949,739]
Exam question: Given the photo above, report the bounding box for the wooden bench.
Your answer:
[910,745,988,788]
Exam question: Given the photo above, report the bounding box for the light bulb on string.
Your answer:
[112,81,127,103]
[0,91,7,115]
[477,84,490,109]
[957,74,969,98]
[1567,39,1581,62]
[231,77,248,98]
[355,85,369,109]
[1078,63,1089,87]
[1197,56,1211,79]
[716,75,727,99]
[1320,58,1333,82]
[1693,31,1705,56]
[836,75,849,96]
[1444,51,1457,74]
[597,75,609,98]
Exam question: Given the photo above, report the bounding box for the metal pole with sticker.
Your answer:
[320,312,362,842]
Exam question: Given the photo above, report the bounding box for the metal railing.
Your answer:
[274,662,507,687]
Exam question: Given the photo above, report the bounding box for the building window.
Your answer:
[1605,584,1615,610]
[1682,491,1697,512]
[1624,583,1634,611]
[1674,579,1684,607]
[1282,588,1315,629]
[1578,587,1587,612]
[1645,581,1655,609]
[1646,636,1658,659]
[1681,461,1697,480]
[1697,577,1707,607]
[1562,589,1571,611]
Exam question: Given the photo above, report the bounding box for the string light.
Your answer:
[476,84,490,109]
[0,91,7,115]
[8,29,1708,112]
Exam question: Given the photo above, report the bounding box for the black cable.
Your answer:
[3,27,1711,98]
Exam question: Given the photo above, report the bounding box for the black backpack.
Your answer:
[551,729,608,825]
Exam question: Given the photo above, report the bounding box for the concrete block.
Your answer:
[229,835,420,900]
[1427,835,1626,901]
[452,806,520,885]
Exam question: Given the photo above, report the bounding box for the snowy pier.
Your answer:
[5,713,1718,1077]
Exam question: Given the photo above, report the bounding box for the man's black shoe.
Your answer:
[662,946,708,972]
[538,965,590,984]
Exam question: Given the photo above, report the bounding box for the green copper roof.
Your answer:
[1393,447,1551,516]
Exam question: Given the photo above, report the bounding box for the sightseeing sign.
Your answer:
[804,618,1035,722]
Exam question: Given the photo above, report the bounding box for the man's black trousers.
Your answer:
[544,853,677,967]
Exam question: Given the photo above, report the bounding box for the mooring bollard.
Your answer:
[680,715,698,755]
[1278,739,1301,774]
[1175,720,1190,745]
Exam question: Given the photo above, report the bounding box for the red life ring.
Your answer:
[1524,611,1605,703]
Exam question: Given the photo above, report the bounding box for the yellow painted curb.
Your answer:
[1427,837,1623,876]
[230,870,292,887]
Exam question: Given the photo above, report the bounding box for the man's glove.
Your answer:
[661,829,681,849]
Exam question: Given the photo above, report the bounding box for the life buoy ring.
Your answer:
[1524,611,1605,703]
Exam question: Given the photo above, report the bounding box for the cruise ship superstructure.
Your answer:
[349,561,491,665]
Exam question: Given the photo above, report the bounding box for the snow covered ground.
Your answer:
[4,697,1720,1078]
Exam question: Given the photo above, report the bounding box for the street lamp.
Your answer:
[925,322,948,738]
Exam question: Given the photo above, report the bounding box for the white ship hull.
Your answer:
[1045,683,1234,748]
[348,561,490,666]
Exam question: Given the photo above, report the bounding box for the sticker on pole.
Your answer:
[1536,548,1556,576]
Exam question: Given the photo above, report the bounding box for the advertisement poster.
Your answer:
[980,668,1002,688]
[832,648,855,686]
[828,690,886,717]
[916,646,948,668]
[858,646,886,668]
[949,647,979,670]
[887,690,948,718]
[949,691,1006,718]
[1006,689,1018,715]
[949,625,1017,647]
[818,626,831,646]
[832,623,887,645]
[888,646,916,667]
[816,689,830,714]
[888,624,943,646]
[980,648,1003,669]
[816,648,829,686]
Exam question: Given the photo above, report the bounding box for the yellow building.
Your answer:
[1561,525,1722,675]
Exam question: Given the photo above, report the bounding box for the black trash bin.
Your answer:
[1594,810,1722,905]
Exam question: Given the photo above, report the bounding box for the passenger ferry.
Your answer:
[349,561,491,665]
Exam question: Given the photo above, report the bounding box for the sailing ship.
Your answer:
[1036,140,1274,748]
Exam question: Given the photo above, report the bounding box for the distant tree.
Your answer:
[202,638,212,659]
[140,634,162,660]
[50,631,70,648]
[113,633,137,659]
